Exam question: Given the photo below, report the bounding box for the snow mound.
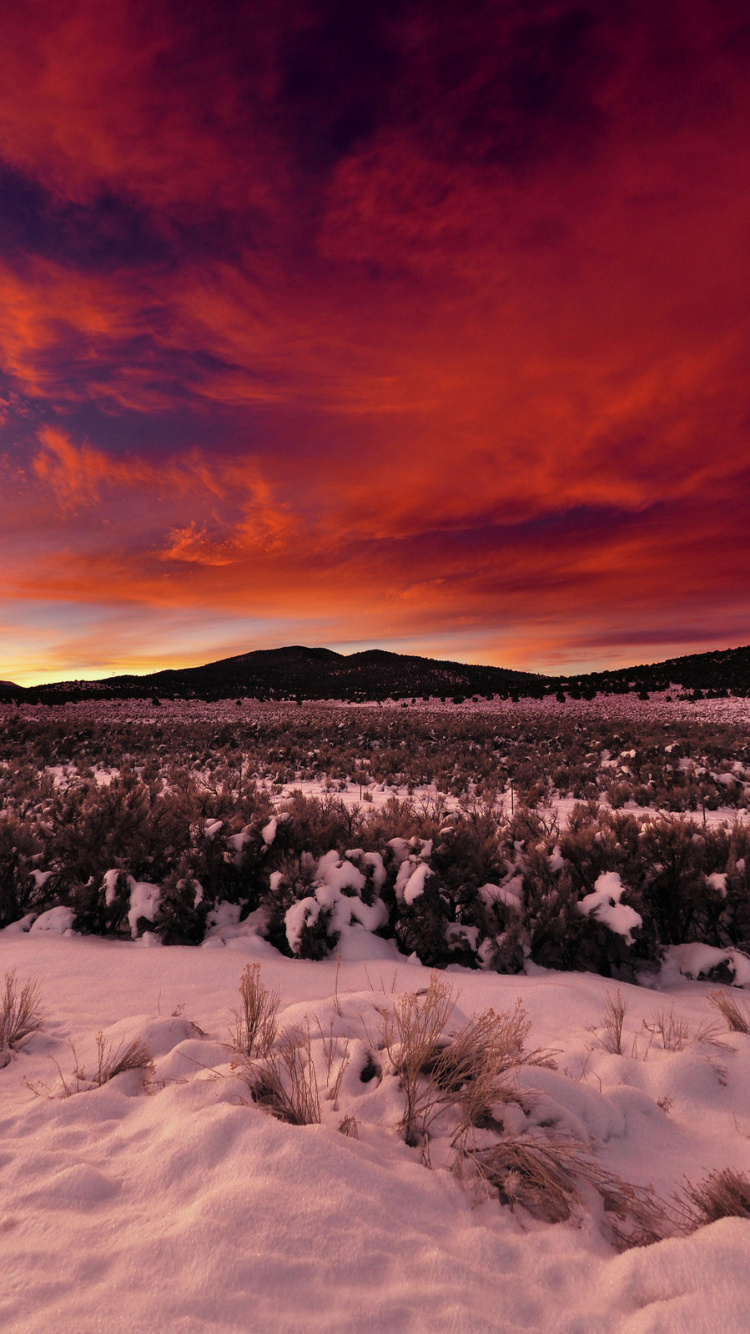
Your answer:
[29,905,76,935]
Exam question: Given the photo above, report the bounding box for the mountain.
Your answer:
[8,643,750,704]
[30,645,546,703]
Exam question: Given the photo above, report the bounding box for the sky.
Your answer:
[1,0,749,686]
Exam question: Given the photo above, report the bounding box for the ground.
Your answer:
[0,932,748,1333]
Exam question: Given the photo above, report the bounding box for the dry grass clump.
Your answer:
[462,1132,667,1247]
[382,978,556,1147]
[674,1168,750,1231]
[708,989,750,1034]
[381,973,457,1145]
[90,1032,154,1086]
[0,970,44,1052]
[432,1002,556,1134]
[231,963,279,1060]
[592,989,627,1055]
[29,1030,154,1097]
[429,1000,554,1090]
[644,1007,690,1052]
[248,1026,321,1125]
[634,1005,732,1061]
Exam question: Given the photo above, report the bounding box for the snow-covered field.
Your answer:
[1,933,748,1333]
[267,774,749,833]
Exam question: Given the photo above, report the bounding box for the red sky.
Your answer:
[1,0,749,685]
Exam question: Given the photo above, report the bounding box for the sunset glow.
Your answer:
[1,0,749,685]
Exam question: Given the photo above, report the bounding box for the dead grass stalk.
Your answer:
[0,970,44,1051]
[249,1025,321,1125]
[231,964,279,1061]
[708,990,750,1034]
[596,990,627,1055]
[461,1132,668,1247]
[381,973,456,1145]
[673,1167,750,1230]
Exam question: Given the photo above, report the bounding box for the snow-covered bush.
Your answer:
[282,850,389,960]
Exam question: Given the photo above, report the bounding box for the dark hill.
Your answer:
[559,646,750,699]
[9,643,750,704]
[31,645,545,703]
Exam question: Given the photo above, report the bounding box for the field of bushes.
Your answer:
[1,697,749,983]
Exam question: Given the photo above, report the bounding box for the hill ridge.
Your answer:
[4,642,750,703]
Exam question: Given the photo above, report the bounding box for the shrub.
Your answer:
[154,869,209,945]
[0,815,45,927]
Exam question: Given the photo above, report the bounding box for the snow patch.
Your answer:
[577,870,642,944]
[127,878,161,938]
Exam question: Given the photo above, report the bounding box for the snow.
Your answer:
[2,912,37,935]
[261,816,278,846]
[548,844,566,872]
[664,943,750,988]
[28,905,76,935]
[127,878,161,938]
[102,868,121,907]
[402,862,432,905]
[284,895,322,952]
[283,853,390,955]
[0,937,747,1331]
[202,903,275,953]
[225,826,253,856]
[479,875,524,911]
[706,872,727,897]
[361,850,387,890]
[578,871,643,945]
